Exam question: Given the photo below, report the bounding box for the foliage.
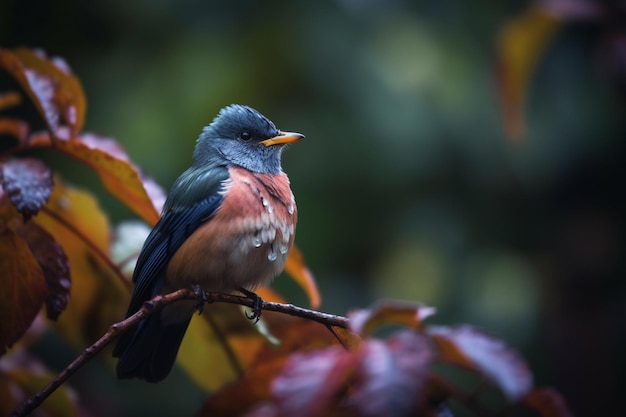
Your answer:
[0,47,572,417]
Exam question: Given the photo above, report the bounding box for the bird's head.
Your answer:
[193,104,304,174]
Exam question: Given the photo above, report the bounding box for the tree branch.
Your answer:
[10,289,349,417]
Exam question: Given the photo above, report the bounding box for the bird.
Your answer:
[112,104,304,382]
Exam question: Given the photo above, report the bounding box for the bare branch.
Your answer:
[9,289,349,417]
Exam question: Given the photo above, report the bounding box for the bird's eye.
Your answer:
[239,131,252,141]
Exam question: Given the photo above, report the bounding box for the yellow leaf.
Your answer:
[496,6,562,141]
[35,178,128,347]
[177,303,266,392]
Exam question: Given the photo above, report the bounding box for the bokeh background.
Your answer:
[2,0,625,416]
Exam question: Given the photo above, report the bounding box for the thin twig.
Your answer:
[10,289,349,417]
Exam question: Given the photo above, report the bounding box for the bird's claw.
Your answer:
[239,287,264,323]
[193,284,208,315]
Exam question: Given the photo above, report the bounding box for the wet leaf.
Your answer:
[0,228,47,355]
[0,47,86,135]
[284,245,320,308]
[496,5,562,141]
[427,325,532,401]
[0,158,54,220]
[29,130,163,225]
[15,221,71,320]
[272,345,356,417]
[349,300,436,337]
[198,317,348,416]
[522,388,573,417]
[349,331,433,417]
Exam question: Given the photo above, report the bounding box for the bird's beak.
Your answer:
[259,131,305,147]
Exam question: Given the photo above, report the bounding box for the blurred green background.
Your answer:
[2,0,625,416]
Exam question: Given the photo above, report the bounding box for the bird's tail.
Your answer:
[113,306,193,383]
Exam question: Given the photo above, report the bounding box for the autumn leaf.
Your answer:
[29,130,164,225]
[495,5,562,141]
[349,300,436,337]
[0,158,54,221]
[284,245,320,308]
[198,317,350,416]
[271,345,356,417]
[348,331,433,417]
[0,91,22,112]
[15,221,71,320]
[0,227,47,355]
[427,325,533,401]
[522,387,574,417]
[35,177,127,347]
[0,47,86,135]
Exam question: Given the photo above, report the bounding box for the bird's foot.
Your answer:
[239,287,264,323]
[193,284,208,315]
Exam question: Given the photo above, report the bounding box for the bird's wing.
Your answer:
[125,168,228,316]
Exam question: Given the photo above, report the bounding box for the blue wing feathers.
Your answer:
[112,192,223,361]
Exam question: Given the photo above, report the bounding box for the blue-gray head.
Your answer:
[193,104,304,174]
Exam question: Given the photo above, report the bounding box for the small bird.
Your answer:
[113,104,303,382]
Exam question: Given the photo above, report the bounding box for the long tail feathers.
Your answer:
[114,311,192,383]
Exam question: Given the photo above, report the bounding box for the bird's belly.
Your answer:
[165,177,297,294]
[166,219,293,292]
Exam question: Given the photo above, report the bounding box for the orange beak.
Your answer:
[259,131,304,147]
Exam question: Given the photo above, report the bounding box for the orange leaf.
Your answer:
[1,47,87,135]
[427,325,532,401]
[284,245,320,308]
[0,226,47,356]
[495,5,562,142]
[0,91,22,112]
[349,300,436,337]
[522,387,574,417]
[29,130,163,225]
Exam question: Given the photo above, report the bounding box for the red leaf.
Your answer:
[350,331,433,417]
[0,158,54,220]
[15,221,71,320]
[349,301,436,336]
[0,228,47,355]
[271,345,357,417]
[522,388,574,417]
[427,325,533,401]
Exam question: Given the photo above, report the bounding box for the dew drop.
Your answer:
[287,204,294,215]
[268,248,278,261]
[279,243,289,254]
[252,236,262,248]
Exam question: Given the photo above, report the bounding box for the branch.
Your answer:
[10,289,349,417]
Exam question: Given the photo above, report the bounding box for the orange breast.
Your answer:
[165,166,297,293]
